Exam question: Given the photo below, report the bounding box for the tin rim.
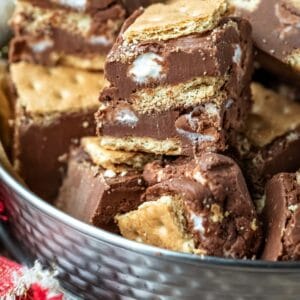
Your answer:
[1,163,300,271]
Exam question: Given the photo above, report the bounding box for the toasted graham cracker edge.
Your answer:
[100,136,182,156]
[10,62,104,115]
[81,136,157,172]
[123,0,228,43]
[246,83,300,148]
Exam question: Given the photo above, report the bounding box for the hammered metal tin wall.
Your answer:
[1,166,300,300]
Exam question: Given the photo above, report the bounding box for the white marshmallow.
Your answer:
[30,40,54,53]
[57,0,87,10]
[177,128,215,143]
[115,109,139,126]
[233,44,242,65]
[89,36,110,46]
[190,212,205,235]
[129,52,164,84]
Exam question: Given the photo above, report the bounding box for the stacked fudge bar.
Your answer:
[117,153,262,258]
[58,0,263,258]
[96,0,253,155]
[262,171,300,261]
[9,0,126,70]
[11,62,105,201]
[57,137,156,232]
[8,0,169,201]
[229,0,300,84]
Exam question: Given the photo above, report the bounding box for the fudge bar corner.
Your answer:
[11,62,105,202]
[96,0,254,156]
[56,136,158,232]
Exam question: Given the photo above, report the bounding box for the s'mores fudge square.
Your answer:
[9,0,126,70]
[11,62,105,201]
[235,83,300,198]
[97,0,253,155]
[57,137,156,232]
[116,153,262,258]
[230,0,300,82]
[262,172,300,261]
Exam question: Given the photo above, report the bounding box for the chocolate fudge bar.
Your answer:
[235,83,300,198]
[262,172,300,261]
[11,62,105,201]
[230,0,300,83]
[96,0,253,156]
[57,137,156,232]
[120,0,164,14]
[116,153,262,258]
[9,0,126,70]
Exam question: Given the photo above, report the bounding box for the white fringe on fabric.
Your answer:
[10,261,61,298]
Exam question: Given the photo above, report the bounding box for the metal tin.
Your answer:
[1,164,300,300]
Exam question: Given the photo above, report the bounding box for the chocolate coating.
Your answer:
[143,153,262,258]
[232,0,300,81]
[103,16,252,99]
[262,172,300,261]
[57,147,146,232]
[14,109,96,202]
[120,0,163,14]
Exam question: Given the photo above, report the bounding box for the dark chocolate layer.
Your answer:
[103,17,252,99]
[57,147,146,232]
[143,153,262,258]
[262,172,300,261]
[14,109,97,202]
[120,0,163,14]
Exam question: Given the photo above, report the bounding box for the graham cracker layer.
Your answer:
[129,76,226,114]
[228,0,261,12]
[81,137,156,171]
[10,62,104,115]
[123,0,228,43]
[246,83,300,148]
[99,136,182,156]
[50,52,107,71]
[11,2,93,37]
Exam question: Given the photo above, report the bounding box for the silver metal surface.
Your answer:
[1,163,300,300]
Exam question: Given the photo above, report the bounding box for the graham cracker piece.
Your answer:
[81,137,156,171]
[56,53,107,71]
[10,62,105,115]
[286,49,300,72]
[246,83,300,147]
[116,195,196,253]
[99,136,182,155]
[123,0,228,43]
